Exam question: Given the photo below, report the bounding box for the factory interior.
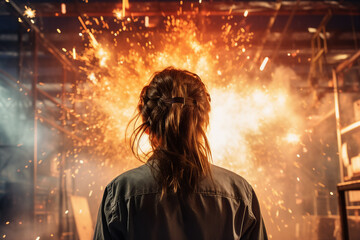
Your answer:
[1,0,360,239]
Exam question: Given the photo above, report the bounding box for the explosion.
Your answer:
[72,13,306,238]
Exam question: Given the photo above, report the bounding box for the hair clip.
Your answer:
[171,97,197,106]
[172,97,185,104]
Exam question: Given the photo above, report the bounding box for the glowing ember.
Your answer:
[260,56,269,71]
[244,10,249,17]
[72,47,76,60]
[23,6,36,18]
[113,9,122,19]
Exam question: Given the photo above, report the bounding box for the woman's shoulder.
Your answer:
[197,164,254,203]
[107,164,159,199]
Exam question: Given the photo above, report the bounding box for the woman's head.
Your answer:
[130,67,212,194]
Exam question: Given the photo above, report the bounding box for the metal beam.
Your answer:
[270,0,300,63]
[333,68,344,183]
[28,1,360,17]
[37,88,89,125]
[37,114,86,144]
[251,0,282,70]
[336,50,360,73]
[32,31,38,238]
[0,69,88,125]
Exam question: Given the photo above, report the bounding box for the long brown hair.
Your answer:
[129,67,212,195]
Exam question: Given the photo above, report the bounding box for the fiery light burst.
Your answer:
[23,6,36,19]
[75,14,305,238]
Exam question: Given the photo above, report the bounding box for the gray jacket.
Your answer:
[94,163,268,240]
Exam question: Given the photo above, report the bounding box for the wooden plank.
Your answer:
[70,195,93,240]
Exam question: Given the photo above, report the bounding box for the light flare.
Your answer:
[285,133,301,144]
[24,6,36,18]
[113,9,122,19]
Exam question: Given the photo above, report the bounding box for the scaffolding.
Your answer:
[333,50,360,240]
[0,1,88,239]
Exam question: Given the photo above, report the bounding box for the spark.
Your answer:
[88,73,97,84]
[113,9,122,19]
[260,57,269,71]
[24,6,36,18]
[145,16,149,27]
[78,16,99,47]
[244,10,249,17]
[61,3,66,14]
[73,48,76,60]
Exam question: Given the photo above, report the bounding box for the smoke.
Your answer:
[65,15,337,239]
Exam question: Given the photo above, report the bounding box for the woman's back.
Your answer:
[94,163,267,240]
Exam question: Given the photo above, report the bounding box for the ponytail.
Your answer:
[129,67,212,195]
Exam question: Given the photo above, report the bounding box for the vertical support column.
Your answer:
[59,67,67,239]
[333,68,344,182]
[17,25,23,143]
[337,187,349,240]
[72,73,77,240]
[17,25,23,81]
[32,31,39,238]
[58,151,63,239]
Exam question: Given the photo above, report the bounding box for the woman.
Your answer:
[94,67,268,240]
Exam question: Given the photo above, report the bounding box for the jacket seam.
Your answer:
[123,191,249,205]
